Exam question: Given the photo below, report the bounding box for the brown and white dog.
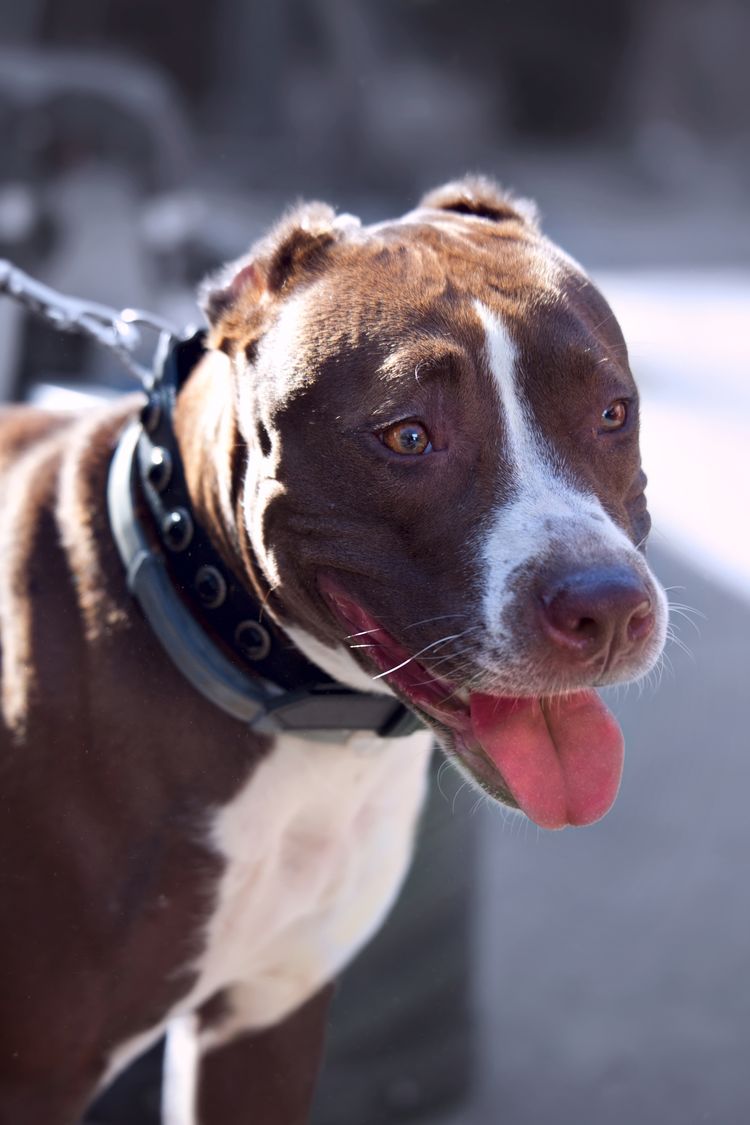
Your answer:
[0,177,666,1124]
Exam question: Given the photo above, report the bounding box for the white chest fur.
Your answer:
[197,726,433,1039]
[106,726,433,1085]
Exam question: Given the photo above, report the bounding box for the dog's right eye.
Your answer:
[600,399,629,431]
[379,420,432,455]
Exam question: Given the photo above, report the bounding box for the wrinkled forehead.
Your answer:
[264,209,628,391]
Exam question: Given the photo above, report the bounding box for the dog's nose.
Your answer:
[538,565,654,662]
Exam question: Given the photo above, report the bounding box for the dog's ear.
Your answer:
[200,261,266,333]
[420,176,538,226]
[200,202,355,355]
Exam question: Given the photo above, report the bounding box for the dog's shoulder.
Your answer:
[0,398,138,497]
[0,398,141,738]
[0,397,141,605]
[0,404,75,484]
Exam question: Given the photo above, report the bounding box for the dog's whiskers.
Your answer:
[664,625,696,663]
[667,597,705,639]
[418,646,476,676]
[403,613,469,631]
[372,632,466,680]
[436,758,454,803]
[257,583,280,625]
[667,601,704,618]
[451,779,470,815]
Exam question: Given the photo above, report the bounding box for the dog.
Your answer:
[0,176,667,1125]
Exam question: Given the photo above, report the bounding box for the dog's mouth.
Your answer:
[321,581,624,831]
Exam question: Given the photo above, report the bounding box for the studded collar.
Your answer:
[107,331,424,740]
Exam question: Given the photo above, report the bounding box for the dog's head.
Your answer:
[199,175,667,829]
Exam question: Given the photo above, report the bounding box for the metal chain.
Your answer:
[0,258,178,388]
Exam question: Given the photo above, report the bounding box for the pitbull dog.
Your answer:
[0,177,667,1124]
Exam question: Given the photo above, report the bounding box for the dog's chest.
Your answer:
[105,728,432,1085]
[191,727,433,1030]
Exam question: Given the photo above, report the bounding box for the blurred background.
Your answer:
[1,2,748,1123]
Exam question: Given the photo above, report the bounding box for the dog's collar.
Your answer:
[107,332,424,741]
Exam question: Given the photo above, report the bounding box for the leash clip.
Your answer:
[0,258,178,388]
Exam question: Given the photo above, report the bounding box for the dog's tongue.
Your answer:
[469,690,624,830]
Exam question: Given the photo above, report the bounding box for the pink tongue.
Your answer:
[469,691,624,830]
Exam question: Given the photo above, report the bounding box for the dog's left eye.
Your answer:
[600,400,629,431]
[379,420,433,455]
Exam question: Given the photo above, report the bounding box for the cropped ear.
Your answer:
[420,175,538,227]
[200,261,266,331]
[200,202,356,354]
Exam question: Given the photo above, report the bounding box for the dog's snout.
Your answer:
[538,565,655,662]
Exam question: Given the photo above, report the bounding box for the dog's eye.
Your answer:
[600,400,629,431]
[380,420,432,455]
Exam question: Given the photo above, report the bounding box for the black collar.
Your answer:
[107,332,424,740]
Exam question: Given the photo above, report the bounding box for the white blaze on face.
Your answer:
[473,301,666,665]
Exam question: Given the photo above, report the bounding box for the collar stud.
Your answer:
[146,446,172,492]
[162,507,193,552]
[195,565,227,609]
[235,620,272,661]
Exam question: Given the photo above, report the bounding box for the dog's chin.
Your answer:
[319,577,625,832]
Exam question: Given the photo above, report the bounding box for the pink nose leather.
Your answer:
[539,566,654,662]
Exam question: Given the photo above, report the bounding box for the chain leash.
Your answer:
[0,259,178,389]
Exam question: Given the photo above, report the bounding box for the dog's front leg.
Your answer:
[162,984,334,1125]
